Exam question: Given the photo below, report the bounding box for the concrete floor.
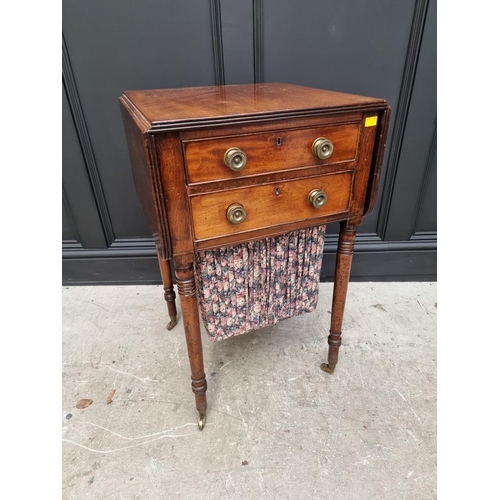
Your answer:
[62,282,436,500]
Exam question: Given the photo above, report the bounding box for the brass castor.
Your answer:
[198,411,206,431]
[166,317,177,331]
[320,363,336,374]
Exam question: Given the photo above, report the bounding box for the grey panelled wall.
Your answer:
[62,0,436,284]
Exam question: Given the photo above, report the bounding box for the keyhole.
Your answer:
[276,137,282,146]
[275,187,280,195]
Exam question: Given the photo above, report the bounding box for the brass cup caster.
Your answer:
[166,317,177,331]
[198,411,206,431]
[320,363,336,374]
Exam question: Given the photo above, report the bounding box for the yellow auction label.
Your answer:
[365,116,378,127]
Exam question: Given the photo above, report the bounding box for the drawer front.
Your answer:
[183,123,360,184]
[190,171,353,241]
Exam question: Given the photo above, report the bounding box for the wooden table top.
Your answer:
[121,83,387,130]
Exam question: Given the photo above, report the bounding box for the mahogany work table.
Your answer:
[119,83,390,430]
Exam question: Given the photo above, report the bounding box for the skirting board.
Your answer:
[63,249,436,285]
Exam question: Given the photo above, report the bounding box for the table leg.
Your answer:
[174,258,207,430]
[156,249,178,331]
[321,221,358,374]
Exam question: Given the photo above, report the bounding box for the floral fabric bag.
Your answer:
[194,225,326,341]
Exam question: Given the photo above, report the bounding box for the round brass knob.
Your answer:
[308,189,328,209]
[226,203,247,224]
[224,148,247,172]
[312,137,334,160]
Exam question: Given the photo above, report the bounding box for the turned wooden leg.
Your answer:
[156,249,178,331]
[174,258,207,430]
[321,222,358,375]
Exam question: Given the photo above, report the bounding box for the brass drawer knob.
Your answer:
[226,203,247,224]
[312,137,334,160]
[308,189,328,208]
[224,147,247,171]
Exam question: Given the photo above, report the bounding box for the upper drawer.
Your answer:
[183,122,360,184]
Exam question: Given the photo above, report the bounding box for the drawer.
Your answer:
[190,171,353,241]
[183,122,360,184]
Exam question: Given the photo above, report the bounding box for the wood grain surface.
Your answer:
[190,171,353,241]
[123,83,387,130]
[184,122,360,184]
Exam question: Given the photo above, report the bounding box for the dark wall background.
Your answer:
[62,0,436,284]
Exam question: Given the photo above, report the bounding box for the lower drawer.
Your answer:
[190,171,353,241]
